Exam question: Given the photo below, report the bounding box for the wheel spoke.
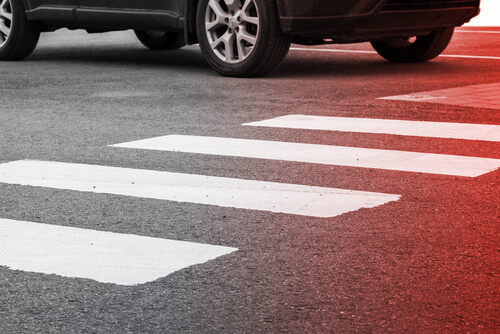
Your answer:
[236,36,248,60]
[0,11,12,22]
[223,0,240,12]
[208,0,229,18]
[241,15,258,26]
[210,30,236,61]
[0,0,11,18]
[237,30,256,46]
[241,0,251,12]
[205,19,222,32]
[206,0,230,32]
[0,22,10,37]
[210,35,224,50]
[241,0,258,25]
[224,33,236,62]
[2,12,11,21]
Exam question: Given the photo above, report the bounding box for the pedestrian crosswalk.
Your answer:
[0,113,498,285]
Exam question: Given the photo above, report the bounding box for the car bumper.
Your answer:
[278,0,480,41]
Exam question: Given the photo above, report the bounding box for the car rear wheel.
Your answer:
[134,30,186,50]
[196,0,290,77]
[370,28,454,63]
[0,0,40,60]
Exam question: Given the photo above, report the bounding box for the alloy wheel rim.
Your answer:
[0,0,12,47]
[204,0,260,64]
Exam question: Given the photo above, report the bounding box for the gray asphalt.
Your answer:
[0,27,499,333]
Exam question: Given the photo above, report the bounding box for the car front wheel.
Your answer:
[370,28,454,63]
[196,0,290,77]
[0,0,40,60]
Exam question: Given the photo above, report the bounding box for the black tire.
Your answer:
[370,28,454,63]
[0,0,40,60]
[134,30,186,50]
[196,0,290,77]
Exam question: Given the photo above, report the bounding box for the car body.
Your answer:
[280,0,480,41]
[1,0,481,76]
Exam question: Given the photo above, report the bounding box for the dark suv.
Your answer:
[0,0,480,76]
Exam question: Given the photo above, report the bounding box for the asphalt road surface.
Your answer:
[1,27,499,333]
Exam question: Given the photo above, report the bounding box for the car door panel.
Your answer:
[74,0,182,30]
[25,0,79,23]
[75,0,180,13]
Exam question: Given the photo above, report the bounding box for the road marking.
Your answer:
[455,30,500,34]
[0,218,237,286]
[380,82,500,110]
[289,47,500,60]
[436,54,500,60]
[243,115,500,142]
[290,47,377,55]
[0,160,400,218]
[111,135,500,177]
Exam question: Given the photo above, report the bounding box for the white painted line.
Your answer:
[289,47,500,60]
[243,115,500,142]
[0,218,237,286]
[290,47,377,54]
[439,54,500,60]
[379,94,449,101]
[112,135,500,177]
[0,160,400,218]
[456,30,500,34]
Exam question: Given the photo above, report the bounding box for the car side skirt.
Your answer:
[26,6,181,31]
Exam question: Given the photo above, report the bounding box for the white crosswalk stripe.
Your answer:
[0,218,237,286]
[110,135,500,177]
[243,115,500,142]
[0,160,400,218]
